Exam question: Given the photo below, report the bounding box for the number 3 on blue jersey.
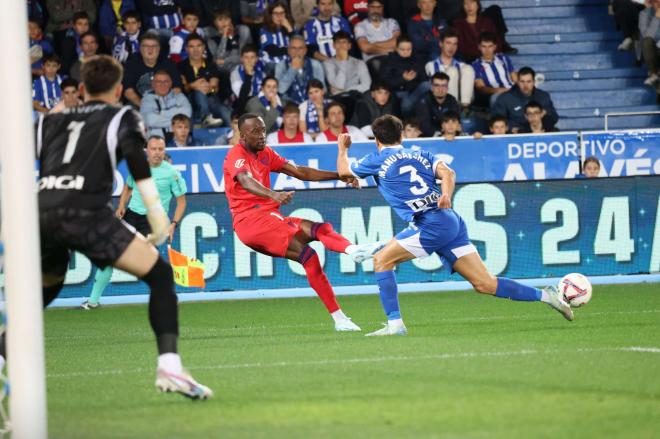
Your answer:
[399,165,429,195]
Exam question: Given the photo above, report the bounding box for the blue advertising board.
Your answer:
[110,130,660,195]
[60,176,660,298]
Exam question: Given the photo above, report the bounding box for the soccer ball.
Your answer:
[558,273,592,307]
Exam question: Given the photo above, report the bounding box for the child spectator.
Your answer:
[352,82,400,137]
[70,32,99,81]
[33,54,63,113]
[488,115,508,135]
[267,103,314,144]
[354,0,401,76]
[260,2,293,65]
[323,31,372,96]
[303,0,352,61]
[46,0,97,49]
[208,10,253,74]
[230,44,267,113]
[112,10,142,64]
[136,0,180,31]
[403,118,423,139]
[581,156,602,178]
[299,79,330,139]
[472,31,516,107]
[245,76,284,133]
[140,70,192,136]
[275,35,325,104]
[216,113,242,145]
[407,0,447,63]
[315,101,368,142]
[169,9,205,63]
[167,114,194,147]
[416,72,460,137]
[60,11,90,74]
[29,19,54,76]
[518,101,559,134]
[50,78,82,112]
[440,110,463,140]
[98,0,136,49]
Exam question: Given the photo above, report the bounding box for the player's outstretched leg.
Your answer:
[366,240,416,336]
[114,237,213,399]
[81,266,113,310]
[452,253,574,321]
[309,222,382,263]
[286,232,361,332]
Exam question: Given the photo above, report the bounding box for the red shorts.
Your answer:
[234,210,303,257]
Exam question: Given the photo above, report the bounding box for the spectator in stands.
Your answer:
[582,156,601,178]
[403,118,423,138]
[169,9,204,63]
[488,115,508,135]
[299,79,330,139]
[453,0,514,63]
[167,113,193,147]
[28,0,48,29]
[640,0,660,87]
[46,0,97,51]
[380,35,431,117]
[290,0,341,30]
[518,101,559,134]
[612,0,646,51]
[136,0,180,32]
[191,0,241,28]
[29,19,54,76]
[123,33,183,107]
[440,110,463,139]
[231,44,267,114]
[492,66,558,133]
[98,0,136,49]
[207,10,253,74]
[217,112,242,145]
[315,101,368,142]
[407,0,447,63]
[33,54,63,113]
[323,31,371,95]
[70,32,99,81]
[140,70,192,136]
[425,28,475,111]
[50,78,81,112]
[260,2,294,66]
[112,10,142,64]
[352,82,400,137]
[303,0,353,62]
[275,35,325,104]
[245,76,285,133]
[60,11,91,74]
[267,102,314,144]
[179,34,229,127]
[472,31,516,107]
[416,72,460,137]
[354,0,401,76]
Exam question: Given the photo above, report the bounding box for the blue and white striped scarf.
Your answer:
[239,60,266,96]
[305,98,330,133]
[284,56,314,104]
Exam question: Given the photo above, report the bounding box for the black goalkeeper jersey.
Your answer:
[37,101,147,210]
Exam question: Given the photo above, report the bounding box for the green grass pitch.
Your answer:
[44,283,660,439]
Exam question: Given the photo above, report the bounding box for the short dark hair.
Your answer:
[172,114,191,126]
[440,28,459,42]
[152,69,172,80]
[370,81,390,92]
[372,115,403,145]
[213,10,232,21]
[307,78,325,92]
[518,66,536,79]
[583,156,600,169]
[333,30,352,43]
[80,55,123,96]
[431,72,450,82]
[241,44,259,56]
[262,76,278,88]
[72,11,90,23]
[180,8,200,18]
[324,101,345,119]
[238,113,262,130]
[139,33,160,45]
[396,35,412,46]
[478,31,497,45]
[122,10,141,22]
[185,33,205,46]
[442,111,461,123]
[283,102,300,115]
[403,118,421,129]
[42,53,61,65]
[79,31,98,44]
[61,78,79,90]
[525,101,543,112]
[488,115,507,127]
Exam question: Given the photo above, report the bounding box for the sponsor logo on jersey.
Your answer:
[38,175,85,190]
[405,192,440,212]
[235,159,246,168]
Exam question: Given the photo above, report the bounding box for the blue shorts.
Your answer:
[395,209,476,270]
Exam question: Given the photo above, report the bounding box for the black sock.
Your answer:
[141,257,178,354]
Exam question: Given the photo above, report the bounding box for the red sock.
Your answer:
[311,223,351,253]
[298,246,340,313]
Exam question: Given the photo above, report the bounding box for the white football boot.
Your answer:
[155,368,214,400]
[543,286,574,321]
[366,320,408,337]
[346,242,385,263]
[334,316,361,331]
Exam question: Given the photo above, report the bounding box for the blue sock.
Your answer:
[495,278,542,302]
[375,270,400,320]
[89,266,113,304]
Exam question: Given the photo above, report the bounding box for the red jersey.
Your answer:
[223,142,288,223]
[278,129,305,143]
[321,126,348,142]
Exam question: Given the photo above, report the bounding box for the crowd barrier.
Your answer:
[58,175,660,299]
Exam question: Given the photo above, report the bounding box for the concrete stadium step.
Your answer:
[482,0,607,7]
[541,67,647,80]
[552,88,657,109]
[506,18,611,35]
[557,114,660,131]
[507,32,620,44]
[510,52,635,71]
[515,40,619,55]
[540,77,644,92]
[559,104,660,118]
[501,5,608,19]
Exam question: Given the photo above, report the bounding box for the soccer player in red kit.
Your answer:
[224,113,381,331]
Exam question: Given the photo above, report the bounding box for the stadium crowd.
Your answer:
[26,0,660,146]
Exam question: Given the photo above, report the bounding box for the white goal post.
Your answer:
[0,1,48,438]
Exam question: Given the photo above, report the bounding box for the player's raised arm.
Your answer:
[434,161,456,209]
[336,133,354,179]
[278,161,341,182]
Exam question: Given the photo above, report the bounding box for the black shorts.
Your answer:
[123,208,151,237]
[40,206,137,277]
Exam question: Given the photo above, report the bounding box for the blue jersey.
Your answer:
[350,146,442,223]
[303,16,352,58]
